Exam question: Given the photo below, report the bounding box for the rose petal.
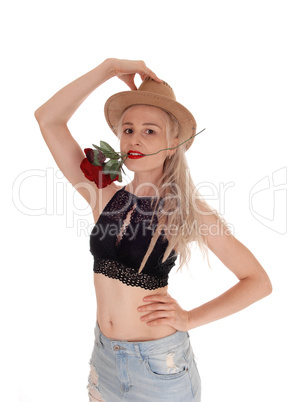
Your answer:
[80,158,119,189]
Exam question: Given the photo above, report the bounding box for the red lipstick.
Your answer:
[127,150,145,159]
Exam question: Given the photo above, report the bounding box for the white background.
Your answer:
[3,0,298,401]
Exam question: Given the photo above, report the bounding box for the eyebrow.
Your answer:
[122,122,162,129]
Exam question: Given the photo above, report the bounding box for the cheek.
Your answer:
[151,153,167,165]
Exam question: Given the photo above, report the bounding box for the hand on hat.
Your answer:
[106,58,162,90]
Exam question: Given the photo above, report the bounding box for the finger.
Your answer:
[143,295,171,303]
[140,72,148,81]
[126,78,137,91]
[147,69,163,83]
[120,75,137,90]
[146,318,172,326]
[141,310,170,321]
[139,68,162,83]
[138,302,173,311]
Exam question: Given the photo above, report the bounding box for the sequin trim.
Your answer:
[93,257,168,290]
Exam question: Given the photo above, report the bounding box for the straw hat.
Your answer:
[104,77,197,151]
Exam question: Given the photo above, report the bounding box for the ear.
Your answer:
[169,137,180,157]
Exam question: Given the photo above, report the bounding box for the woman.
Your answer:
[35,58,272,401]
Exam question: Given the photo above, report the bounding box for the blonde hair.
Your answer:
[116,105,232,274]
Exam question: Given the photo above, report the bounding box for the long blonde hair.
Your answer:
[116,105,232,274]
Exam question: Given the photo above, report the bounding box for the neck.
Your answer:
[127,171,162,197]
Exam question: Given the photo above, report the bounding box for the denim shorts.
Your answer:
[87,320,201,401]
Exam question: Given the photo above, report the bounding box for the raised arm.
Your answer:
[34,58,162,205]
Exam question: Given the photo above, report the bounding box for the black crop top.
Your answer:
[90,186,178,290]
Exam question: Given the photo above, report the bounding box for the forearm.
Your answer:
[187,276,272,330]
[35,58,114,125]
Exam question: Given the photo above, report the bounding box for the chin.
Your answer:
[124,161,150,173]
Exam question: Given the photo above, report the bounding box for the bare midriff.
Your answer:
[92,184,177,342]
[93,273,177,341]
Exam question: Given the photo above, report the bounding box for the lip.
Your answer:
[127,150,145,159]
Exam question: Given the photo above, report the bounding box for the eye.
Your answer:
[123,128,155,135]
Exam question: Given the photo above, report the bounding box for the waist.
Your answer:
[94,272,176,341]
[94,319,190,355]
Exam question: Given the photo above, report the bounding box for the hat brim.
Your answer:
[104,91,197,151]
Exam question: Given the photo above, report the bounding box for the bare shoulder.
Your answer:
[195,200,235,252]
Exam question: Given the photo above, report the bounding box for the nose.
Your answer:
[130,131,142,147]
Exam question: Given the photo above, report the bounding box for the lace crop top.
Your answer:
[90,186,178,290]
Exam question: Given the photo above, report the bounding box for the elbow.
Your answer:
[242,272,273,300]
[34,108,65,127]
[257,274,273,298]
[34,108,52,127]
[262,269,273,296]
[34,107,43,123]
[249,265,273,298]
[266,278,273,296]
[263,280,272,298]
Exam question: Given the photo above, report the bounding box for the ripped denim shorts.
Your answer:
[87,320,201,401]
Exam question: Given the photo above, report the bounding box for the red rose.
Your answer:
[80,158,119,189]
[84,148,106,165]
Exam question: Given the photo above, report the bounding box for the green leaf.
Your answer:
[104,159,115,169]
[102,163,110,174]
[110,162,121,180]
[96,148,119,159]
[92,152,101,166]
[110,172,118,180]
[102,152,119,159]
[103,163,118,175]
[92,144,101,150]
[111,161,120,169]
[100,140,116,154]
